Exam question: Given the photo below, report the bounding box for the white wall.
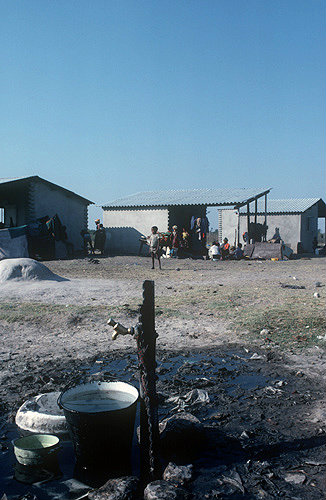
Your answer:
[220,209,302,251]
[239,214,301,251]
[33,181,88,250]
[218,209,239,245]
[103,208,169,254]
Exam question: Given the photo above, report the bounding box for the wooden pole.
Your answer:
[254,199,258,225]
[138,280,160,483]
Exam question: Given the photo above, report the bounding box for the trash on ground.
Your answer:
[167,389,210,410]
[221,470,245,494]
[281,283,306,289]
[283,471,306,484]
[249,353,265,360]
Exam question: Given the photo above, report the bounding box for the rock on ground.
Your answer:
[143,480,188,500]
[159,412,205,457]
[0,258,66,282]
[163,462,193,486]
[88,476,139,500]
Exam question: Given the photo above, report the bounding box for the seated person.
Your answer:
[170,226,180,257]
[220,238,230,260]
[229,246,236,259]
[234,243,244,260]
[209,241,221,260]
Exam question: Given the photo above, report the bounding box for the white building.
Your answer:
[102,187,271,254]
[0,176,93,252]
[219,198,326,253]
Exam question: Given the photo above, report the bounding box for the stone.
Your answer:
[314,292,320,298]
[284,472,306,485]
[143,480,188,500]
[260,329,270,336]
[88,476,139,500]
[159,412,205,457]
[163,462,193,486]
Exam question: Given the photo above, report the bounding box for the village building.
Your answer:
[218,198,326,253]
[102,187,271,255]
[0,176,93,257]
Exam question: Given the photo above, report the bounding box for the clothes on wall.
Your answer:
[190,215,209,234]
[0,227,29,260]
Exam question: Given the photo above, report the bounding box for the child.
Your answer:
[148,226,161,270]
[81,229,94,255]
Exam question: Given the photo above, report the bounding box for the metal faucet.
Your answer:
[107,318,134,340]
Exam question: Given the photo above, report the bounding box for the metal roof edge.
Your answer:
[0,175,94,205]
[102,187,272,209]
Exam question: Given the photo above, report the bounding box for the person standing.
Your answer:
[94,224,106,255]
[148,226,161,269]
[312,236,318,254]
[81,229,94,255]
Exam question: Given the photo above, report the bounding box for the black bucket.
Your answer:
[58,381,139,474]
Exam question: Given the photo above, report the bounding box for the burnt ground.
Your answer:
[0,255,325,499]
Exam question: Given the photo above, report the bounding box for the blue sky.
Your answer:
[0,1,325,227]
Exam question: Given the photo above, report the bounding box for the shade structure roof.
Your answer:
[103,187,271,209]
[0,176,93,204]
[239,198,326,216]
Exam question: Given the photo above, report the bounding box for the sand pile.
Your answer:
[0,258,66,282]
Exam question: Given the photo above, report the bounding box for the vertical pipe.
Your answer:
[264,194,267,226]
[237,210,240,246]
[247,203,250,243]
[264,194,268,242]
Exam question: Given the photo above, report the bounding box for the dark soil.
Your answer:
[1,344,325,499]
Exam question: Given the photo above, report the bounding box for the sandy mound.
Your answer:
[0,258,67,282]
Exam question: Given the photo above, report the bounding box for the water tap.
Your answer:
[107,318,134,340]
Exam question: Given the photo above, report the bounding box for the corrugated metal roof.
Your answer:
[238,198,322,214]
[0,176,94,204]
[0,177,30,184]
[103,188,271,208]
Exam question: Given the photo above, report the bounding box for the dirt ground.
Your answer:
[0,255,326,499]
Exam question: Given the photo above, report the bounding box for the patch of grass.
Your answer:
[0,303,68,323]
[237,299,326,347]
[0,302,140,324]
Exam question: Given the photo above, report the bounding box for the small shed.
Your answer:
[0,176,93,254]
[102,187,271,254]
[219,198,326,253]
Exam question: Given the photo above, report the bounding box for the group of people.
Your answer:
[209,238,244,261]
[147,225,245,270]
[169,225,190,257]
[80,219,106,256]
[147,224,189,269]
